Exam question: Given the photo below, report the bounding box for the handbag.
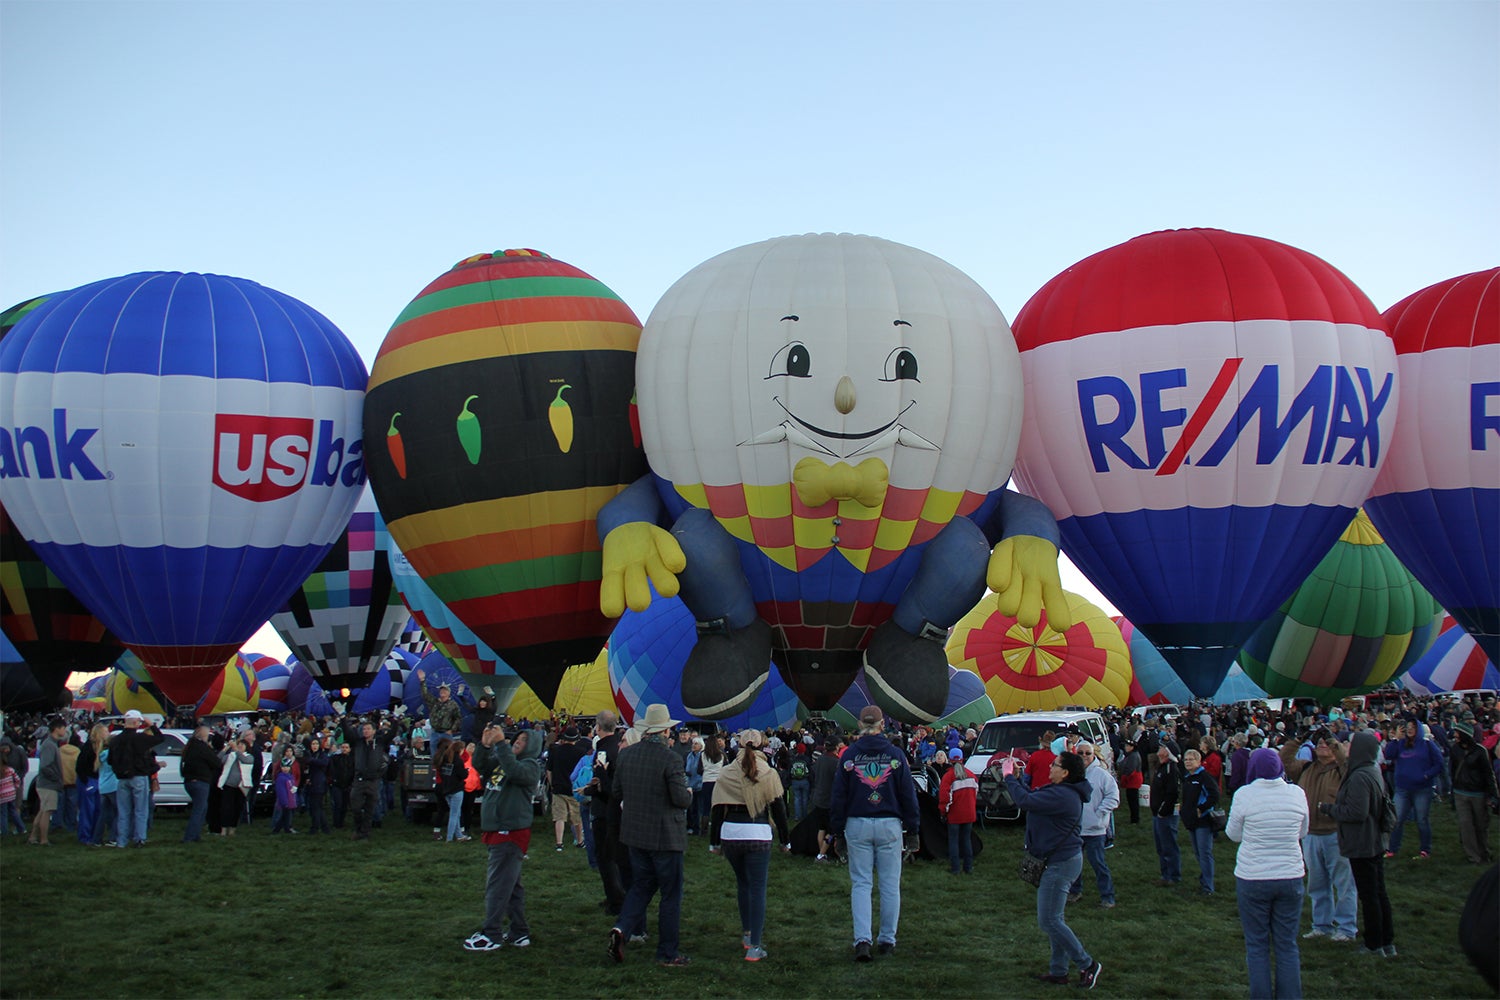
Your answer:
[1207,807,1228,833]
[1019,819,1081,887]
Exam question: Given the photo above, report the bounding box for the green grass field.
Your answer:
[1,801,1493,999]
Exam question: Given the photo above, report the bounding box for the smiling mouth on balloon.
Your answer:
[774,397,914,440]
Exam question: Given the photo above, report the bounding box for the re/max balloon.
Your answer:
[0,272,368,705]
[1365,268,1500,663]
[365,250,647,706]
[1012,229,1397,697]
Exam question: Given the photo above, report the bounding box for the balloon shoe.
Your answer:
[681,618,772,719]
[863,621,948,724]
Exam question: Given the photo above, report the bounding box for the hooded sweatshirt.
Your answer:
[829,732,921,834]
[1281,739,1345,836]
[1382,728,1444,791]
[1326,731,1387,859]
[1006,772,1090,862]
[474,729,543,833]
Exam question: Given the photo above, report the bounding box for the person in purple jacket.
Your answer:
[1382,720,1444,859]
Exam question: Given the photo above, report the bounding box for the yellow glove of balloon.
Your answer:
[987,535,1072,631]
[599,522,686,618]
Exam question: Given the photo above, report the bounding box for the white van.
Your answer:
[966,711,1107,821]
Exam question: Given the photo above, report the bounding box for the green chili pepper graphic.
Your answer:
[457,394,481,464]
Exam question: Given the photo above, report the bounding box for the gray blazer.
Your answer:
[613,737,692,853]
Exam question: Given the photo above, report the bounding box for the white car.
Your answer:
[22,728,191,809]
[965,711,1107,822]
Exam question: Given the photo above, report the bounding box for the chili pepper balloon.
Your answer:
[387,412,408,479]
[364,249,647,705]
[550,383,574,452]
[457,394,481,464]
[628,389,641,449]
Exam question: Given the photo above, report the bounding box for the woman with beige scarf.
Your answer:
[709,729,790,962]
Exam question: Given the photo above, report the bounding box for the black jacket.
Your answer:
[328,750,355,789]
[182,737,222,783]
[1150,758,1180,817]
[107,728,160,780]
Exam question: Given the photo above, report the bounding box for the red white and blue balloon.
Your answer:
[0,272,367,705]
[1012,229,1397,697]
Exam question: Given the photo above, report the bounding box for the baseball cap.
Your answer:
[948,748,963,761]
[124,710,144,722]
[858,706,883,727]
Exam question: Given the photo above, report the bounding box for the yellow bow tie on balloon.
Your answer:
[793,457,890,509]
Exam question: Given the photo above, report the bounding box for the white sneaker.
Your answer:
[1330,931,1356,943]
[462,932,501,952]
[1302,929,1327,939]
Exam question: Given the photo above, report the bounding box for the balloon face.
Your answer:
[948,591,1132,712]
[1012,229,1397,696]
[270,486,408,689]
[1238,510,1444,699]
[608,593,802,732]
[365,250,647,704]
[1365,268,1500,663]
[639,233,1022,705]
[0,272,368,705]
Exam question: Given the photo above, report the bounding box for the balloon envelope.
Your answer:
[1212,664,1272,704]
[507,651,614,721]
[270,485,409,690]
[1365,268,1500,663]
[253,657,292,711]
[404,653,477,721]
[365,250,648,705]
[0,272,368,704]
[105,669,166,716]
[608,594,803,732]
[196,655,261,715]
[948,591,1133,712]
[1397,617,1500,695]
[824,665,993,730]
[1012,229,1396,696]
[387,538,515,679]
[1238,511,1444,699]
[1114,617,1194,706]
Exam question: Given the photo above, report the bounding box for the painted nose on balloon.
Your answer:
[834,376,856,414]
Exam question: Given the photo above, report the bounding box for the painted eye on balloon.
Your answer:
[767,340,812,379]
[881,347,919,383]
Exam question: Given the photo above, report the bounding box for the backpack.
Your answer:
[790,759,809,781]
[570,753,594,802]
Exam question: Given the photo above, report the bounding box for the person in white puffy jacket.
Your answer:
[1068,743,1121,908]
[1227,748,1310,1000]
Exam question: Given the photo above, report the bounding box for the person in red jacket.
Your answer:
[1026,732,1057,787]
[939,748,978,875]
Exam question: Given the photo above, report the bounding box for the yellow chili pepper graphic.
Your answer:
[549,383,574,453]
[457,395,481,464]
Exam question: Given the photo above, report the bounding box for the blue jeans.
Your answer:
[1071,833,1115,903]
[1388,785,1433,854]
[791,779,810,821]
[1037,852,1092,976]
[947,822,974,873]
[445,790,465,840]
[844,815,903,946]
[1301,831,1357,936]
[581,800,598,869]
[1153,814,1181,881]
[55,785,78,830]
[617,847,685,961]
[1189,824,1216,892]
[1,801,24,834]
[183,780,210,841]
[1236,876,1304,999]
[722,841,772,947]
[115,776,150,845]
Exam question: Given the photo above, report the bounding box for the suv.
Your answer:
[966,711,1107,822]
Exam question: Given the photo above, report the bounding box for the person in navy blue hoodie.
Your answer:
[1383,719,1444,858]
[1006,751,1103,990]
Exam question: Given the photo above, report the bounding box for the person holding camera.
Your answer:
[828,706,919,962]
[462,722,543,952]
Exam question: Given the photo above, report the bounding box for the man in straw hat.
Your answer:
[607,703,694,967]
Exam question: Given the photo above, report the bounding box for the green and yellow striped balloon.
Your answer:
[1238,510,1445,700]
[364,250,646,704]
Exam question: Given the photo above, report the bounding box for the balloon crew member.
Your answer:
[462,723,543,952]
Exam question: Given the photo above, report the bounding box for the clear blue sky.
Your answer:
[4,1,1496,665]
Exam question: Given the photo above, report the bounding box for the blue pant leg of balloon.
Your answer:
[865,516,990,724]
[670,507,773,720]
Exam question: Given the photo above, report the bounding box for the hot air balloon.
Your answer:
[364,249,648,707]
[1237,510,1444,700]
[387,538,517,684]
[1011,229,1398,697]
[196,655,261,715]
[1212,664,1271,704]
[253,657,291,711]
[270,485,409,691]
[1114,617,1194,706]
[404,653,477,722]
[948,591,1133,712]
[105,668,166,716]
[825,665,994,730]
[0,272,368,705]
[505,650,615,722]
[1397,617,1500,695]
[601,233,1067,724]
[1365,268,1499,663]
[608,593,803,732]
[394,617,432,658]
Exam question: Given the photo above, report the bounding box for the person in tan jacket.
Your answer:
[1282,731,1357,941]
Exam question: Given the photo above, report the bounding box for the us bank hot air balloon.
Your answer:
[1237,510,1444,699]
[270,485,408,691]
[600,233,1068,724]
[365,250,648,706]
[608,592,802,732]
[1365,268,1499,662]
[948,590,1133,712]
[1012,229,1397,697]
[0,272,367,705]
